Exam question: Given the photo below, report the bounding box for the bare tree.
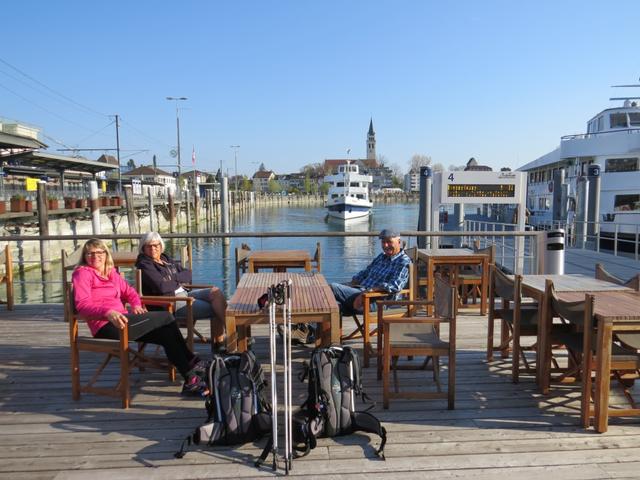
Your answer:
[377,154,388,167]
[448,164,465,171]
[409,154,432,173]
[432,162,445,172]
[390,162,404,179]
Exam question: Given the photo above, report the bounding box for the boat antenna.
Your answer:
[610,81,640,101]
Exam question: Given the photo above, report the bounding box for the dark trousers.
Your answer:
[95,311,195,378]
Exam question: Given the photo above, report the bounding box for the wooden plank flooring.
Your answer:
[2,304,640,479]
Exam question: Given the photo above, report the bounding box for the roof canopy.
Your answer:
[0,131,47,150]
[3,151,118,176]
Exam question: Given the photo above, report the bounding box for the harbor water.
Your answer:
[16,202,424,304]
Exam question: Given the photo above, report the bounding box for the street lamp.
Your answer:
[166,96,187,194]
[230,145,240,194]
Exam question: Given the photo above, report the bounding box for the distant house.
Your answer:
[122,165,176,196]
[464,157,492,172]
[252,170,275,192]
[180,170,209,194]
[404,170,420,192]
[276,173,306,192]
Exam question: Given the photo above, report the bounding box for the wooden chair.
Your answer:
[64,252,176,409]
[313,242,321,272]
[180,241,193,270]
[547,282,640,429]
[235,244,251,285]
[595,263,640,291]
[0,245,14,310]
[457,243,495,306]
[377,275,457,409]
[487,265,541,382]
[342,259,414,369]
[134,269,210,350]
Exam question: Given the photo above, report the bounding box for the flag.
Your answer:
[192,146,196,166]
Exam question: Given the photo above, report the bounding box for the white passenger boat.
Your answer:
[518,84,640,242]
[324,162,373,220]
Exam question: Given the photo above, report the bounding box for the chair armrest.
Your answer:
[381,316,449,325]
[362,290,391,299]
[140,295,195,304]
[183,283,213,290]
[377,299,433,308]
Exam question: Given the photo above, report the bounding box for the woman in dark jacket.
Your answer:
[136,232,227,351]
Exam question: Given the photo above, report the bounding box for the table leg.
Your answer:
[427,259,435,315]
[480,258,488,315]
[225,313,238,352]
[537,292,549,393]
[305,260,311,272]
[594,321,613,433]
[238,325,248,353]
[330,311,340,345]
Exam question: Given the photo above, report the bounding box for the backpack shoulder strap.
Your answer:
[351,411,387,460]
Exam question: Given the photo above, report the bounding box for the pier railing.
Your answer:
[0,230,540,306]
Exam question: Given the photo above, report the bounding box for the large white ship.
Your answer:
[324,162,373,220]
[518,83,640,242]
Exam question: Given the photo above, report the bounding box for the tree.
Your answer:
[303,173,318,194]
[377,154,388,167]
[432,163,445,172]
[448,164,465,171]
[408,154,432,173]
[319,182,330,194]
[300,162,324,178]
[268,179,282,193]
[241,178,252,191]
[389,162,404,186]
[127,158,136,169]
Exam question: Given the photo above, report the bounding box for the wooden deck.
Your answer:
[3,304,640,479]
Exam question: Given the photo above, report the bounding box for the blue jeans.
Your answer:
[330,282,365,316]
[174,288,214,321]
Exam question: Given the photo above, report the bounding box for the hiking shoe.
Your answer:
[278,323,316,345]
[189,357,208,375]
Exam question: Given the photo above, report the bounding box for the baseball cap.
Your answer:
[378,228,400,239]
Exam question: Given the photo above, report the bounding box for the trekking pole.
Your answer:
[268,284,279,471]
[280,281,290,475]
[285,279,293,472]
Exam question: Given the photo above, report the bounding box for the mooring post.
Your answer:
[168,191,175,233]
[147,188,155,232]
[221,177,230,246]
[36,181,51,273]
[124,185,137,239]
[89,180,101,235]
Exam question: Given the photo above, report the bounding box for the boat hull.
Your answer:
[327,203,371,220]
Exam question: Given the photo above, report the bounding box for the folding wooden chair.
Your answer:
[377,275,457,409]
[312,241,321,272]
[235,244,251,285]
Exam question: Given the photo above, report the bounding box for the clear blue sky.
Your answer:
[2,1,639,176]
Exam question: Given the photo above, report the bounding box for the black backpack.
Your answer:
[175,351,272,458]
[293,345,387,459]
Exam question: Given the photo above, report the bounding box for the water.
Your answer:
[15,202,422,303]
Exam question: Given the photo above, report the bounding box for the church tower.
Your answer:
[366,118,376,161]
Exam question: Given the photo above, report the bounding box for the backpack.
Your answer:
[175,351,272,458]
[293,345,387,459]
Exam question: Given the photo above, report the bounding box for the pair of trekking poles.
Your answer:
[266,280,294,474]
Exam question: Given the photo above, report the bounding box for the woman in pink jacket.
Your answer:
[72,238,205,395]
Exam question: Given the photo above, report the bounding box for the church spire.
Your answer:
[366,118,376,160]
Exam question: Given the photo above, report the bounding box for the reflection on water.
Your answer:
[14,202,420,303]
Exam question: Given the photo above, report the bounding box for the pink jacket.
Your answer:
[72,265,143,336]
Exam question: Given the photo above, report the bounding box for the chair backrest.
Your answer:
[313,242,321,272]
[475,245,496,264]
[595,263,640,291]
[434,275,456,319]
[546,279,587,327]
[492,265,515,302]
[235,244,251,285]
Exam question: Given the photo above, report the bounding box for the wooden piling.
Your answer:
[123,185,137,238]
[36,181,51,273]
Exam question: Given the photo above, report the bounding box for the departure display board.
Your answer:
[439,171,524,204]
[447,183,515,198]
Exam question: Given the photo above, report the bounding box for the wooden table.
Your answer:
[417,248,489,314]
[247,250,312,273]
[517,274,632,393]
[225,272,340,352]
[555,290,640,432]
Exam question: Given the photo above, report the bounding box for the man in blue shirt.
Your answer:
[330,229,411,315]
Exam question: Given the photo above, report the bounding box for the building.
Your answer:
[404,171,420,192]
[122,165,176,196]
[252,170,275,192]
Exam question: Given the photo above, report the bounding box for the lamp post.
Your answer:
[230,145,240,194]
[166,96,187,194]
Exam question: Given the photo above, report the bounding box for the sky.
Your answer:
[2,1,640,177]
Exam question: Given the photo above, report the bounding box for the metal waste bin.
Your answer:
[537,229,565,275]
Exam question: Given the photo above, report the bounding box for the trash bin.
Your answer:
[537,229,565,275]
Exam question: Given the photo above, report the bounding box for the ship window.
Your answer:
[614,194,640,212]
[331,194,338,199]
[610,113,628,128]
[336,182,344,187]
[605,158,638,173]
[630,113,640,127]
[350,182,359,187]
[597,116,603,131]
